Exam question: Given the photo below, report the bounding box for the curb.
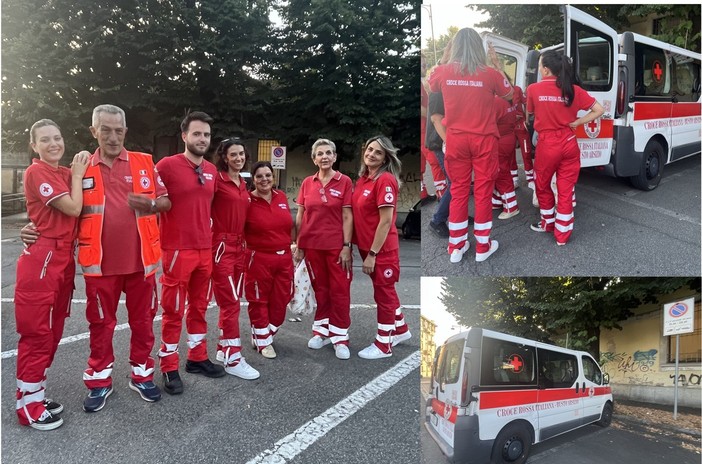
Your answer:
[613,413,701,438]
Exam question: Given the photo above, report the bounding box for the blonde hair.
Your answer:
[448,27,487,76]
[359,135,402,187]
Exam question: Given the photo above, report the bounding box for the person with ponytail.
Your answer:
[428,28,513,264]
[526,51,604,245]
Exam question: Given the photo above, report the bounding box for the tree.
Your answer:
[265,0,419,158]
[468,4,700,52]
[422,26,458,67]
[440,277,700,357]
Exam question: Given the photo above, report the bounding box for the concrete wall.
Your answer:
[600,295,701,408]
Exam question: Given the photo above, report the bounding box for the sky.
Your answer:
[421,277,466,345]
[420,1,490,49]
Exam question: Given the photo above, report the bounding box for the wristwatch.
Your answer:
[344,242,352,249]
[368,249,378,257]
[150,199,157,212]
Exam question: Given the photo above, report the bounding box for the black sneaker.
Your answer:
[428,221,449,238]
[29,409,63,431]
[83,386,113,413]
[530,222,548,233]
[43,398,63,415]
[129,380,162,402]
[162,371,184,395]
[185,359,226,378]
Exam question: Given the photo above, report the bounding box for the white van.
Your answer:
[425,328,613,464]
[485,5,701,190]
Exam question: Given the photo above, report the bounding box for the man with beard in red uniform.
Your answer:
[156,111,224,394]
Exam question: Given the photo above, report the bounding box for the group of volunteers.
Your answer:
[424,27,604,263]
[14,104,411,431]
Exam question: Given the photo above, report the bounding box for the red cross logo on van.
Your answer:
[652,61,663,83]
[509,354,524,373]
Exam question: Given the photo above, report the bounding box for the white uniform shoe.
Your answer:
[358,344,392,360]
[392,331,412,347]
[475,240,499,262]
[449,242,470,264]
[260,345,277,359]
[334,344,351,360]
[307,335,332,350]
[224,359,260,380]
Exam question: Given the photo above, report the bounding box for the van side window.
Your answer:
[537,348,579,389]
[671,54,701,102]
[441,340,464,385]
[581,355,603,385]
[480,337,536,386]
[634,43,672,97]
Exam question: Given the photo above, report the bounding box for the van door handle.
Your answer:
[575,383,579,393]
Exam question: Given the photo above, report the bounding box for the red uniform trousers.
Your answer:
[422,146,448,199]
[445,131,498,255]
[15,237,74,425]
[245,250,294,351]
[495,132,519,214]
[83,272,158,388]
[513,123,534,183]
[305,248,352,346]
[159,249,212,372]
[210,235,246,367]
[534,129,580,244]
[359,249,408,354]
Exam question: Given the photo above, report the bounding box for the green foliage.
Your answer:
[440,277,700,357]
[2,0,418,162]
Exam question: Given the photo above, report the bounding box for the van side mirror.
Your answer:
[603,373,610,385]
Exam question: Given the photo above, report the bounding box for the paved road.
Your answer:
[1,234,420,464]
[422,155,701,276]
[419,399,701,464]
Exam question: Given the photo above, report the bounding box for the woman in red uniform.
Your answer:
[353,135,411,360]
[294,139,354,360]
[429,28,513,264]
[244,161,295,359]
[210,138,259,379]
[511,85,535,189]
[15,119,89,430]
[526,51,604,245]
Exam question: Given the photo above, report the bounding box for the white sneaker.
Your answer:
[225,358,260,380]
[449,242,470,264]
[358,344,392,360]
[475,240,499,262]
[392,331,412,347]
[532,190,539,208]
[498,209,520,220]
[527,181,535,191]
[334,344,351,360]
[215,350,224,362]
[260,345,277,359]
[307,335,332,350]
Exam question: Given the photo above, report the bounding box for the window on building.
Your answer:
[668,301,701,363]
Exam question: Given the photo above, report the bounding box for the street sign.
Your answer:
[271,146,286,169]
[663,298,695,336]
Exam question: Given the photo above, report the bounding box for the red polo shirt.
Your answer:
[212,171,250,238]
[24,159,75,240]
[296,171,353,250]
[245,190,293,253]
[429,62,512,138]
[93,149,167,275]
[495,95,518,136]
[156,153,216,250]
[352,172,399,253]
[527,77,596,132]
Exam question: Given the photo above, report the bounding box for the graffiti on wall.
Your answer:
[670,373,702,386]
[601,349,658,374]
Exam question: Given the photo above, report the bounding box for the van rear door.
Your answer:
[564,5,618,167]
[481,32,529,90]
[428,336,467,449]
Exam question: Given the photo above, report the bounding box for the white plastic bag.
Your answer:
[287,259,317,316]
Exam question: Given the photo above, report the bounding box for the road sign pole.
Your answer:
[673,334,679,420]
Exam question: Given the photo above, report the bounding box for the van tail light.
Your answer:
[616,79,626,116]
[461,370,469,404]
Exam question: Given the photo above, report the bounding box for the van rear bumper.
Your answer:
[424,412,492,464]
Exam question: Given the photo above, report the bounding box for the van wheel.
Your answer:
[596,402,613,427]
[629,140,664,190]
[491,423,532,464]
[402,222,413,239]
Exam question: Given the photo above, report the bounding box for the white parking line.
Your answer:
[245,350,420,464]
[0,301,419,359]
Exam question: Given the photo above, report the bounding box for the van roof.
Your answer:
[445,327,594,357]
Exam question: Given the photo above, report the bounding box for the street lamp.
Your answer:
[421,3,437,66]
